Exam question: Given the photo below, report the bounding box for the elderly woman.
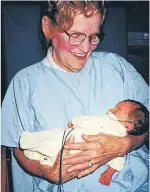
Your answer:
[2,1,149,192]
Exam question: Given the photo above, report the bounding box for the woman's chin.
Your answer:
[72,62,86,72]
[65,64,84,72]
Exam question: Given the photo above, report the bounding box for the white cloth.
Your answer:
[20,112,127,171]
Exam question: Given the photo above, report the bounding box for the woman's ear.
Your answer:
[42,16,57,39]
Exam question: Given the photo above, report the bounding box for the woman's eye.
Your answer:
[91,35,97,39]
[91,35,99,40]
[71,33,84,38]
[71,34,78,38]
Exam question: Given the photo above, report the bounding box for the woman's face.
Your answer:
[51,12,102,72]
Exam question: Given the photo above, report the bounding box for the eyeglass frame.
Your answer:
[56,23,105,46]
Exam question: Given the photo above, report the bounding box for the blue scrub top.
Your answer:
[2,51,149,192]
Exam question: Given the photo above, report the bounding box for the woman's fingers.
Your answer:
[82,134,100,141]
[65,135,75,144]
[40,135,80,184]
[82,133,116,143]
[68,171,79,179]
[67,161,90,172]
[77,164,99,178]
[65,155,108,173]
[63,150,96,165]
[61,170,79,183]
[62,134,126,179]
[62,135,75,157]
[64,140,101,151]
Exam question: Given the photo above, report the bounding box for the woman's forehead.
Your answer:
[68,13,102,33]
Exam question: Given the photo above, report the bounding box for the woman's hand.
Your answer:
[40,136,79,183]
[63,133,133,178]
[14,136,79,184]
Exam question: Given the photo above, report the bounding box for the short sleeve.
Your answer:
[2,73,34,147]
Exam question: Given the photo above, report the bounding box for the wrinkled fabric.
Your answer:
[2,51,149,192]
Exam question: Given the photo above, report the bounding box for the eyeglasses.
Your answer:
[57,24,105,46]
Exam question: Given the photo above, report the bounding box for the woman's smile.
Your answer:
[71,52,87,60]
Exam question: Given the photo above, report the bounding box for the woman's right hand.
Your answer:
[14,136,79,184]
[40,136,79,183]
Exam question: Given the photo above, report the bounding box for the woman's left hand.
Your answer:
[63,133,132,178]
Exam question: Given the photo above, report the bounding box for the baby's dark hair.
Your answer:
[124,100,149,136]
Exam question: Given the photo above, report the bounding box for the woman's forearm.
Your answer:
[13,148,43,177]
[122,132,148,156]
[13,146,78,184]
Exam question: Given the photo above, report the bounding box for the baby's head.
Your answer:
[109,100,149,135]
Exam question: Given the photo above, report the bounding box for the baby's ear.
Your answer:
[126,122,134,132]
[42,16,58,39]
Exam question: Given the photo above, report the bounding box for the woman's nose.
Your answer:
[79,37,91,53]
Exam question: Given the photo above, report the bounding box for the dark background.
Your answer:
[99,1,149,84]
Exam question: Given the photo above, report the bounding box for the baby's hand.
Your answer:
[68,121,74,128]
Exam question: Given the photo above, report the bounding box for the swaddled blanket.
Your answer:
[20,113,126,171]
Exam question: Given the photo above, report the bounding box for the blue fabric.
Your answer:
[2,51,149,192]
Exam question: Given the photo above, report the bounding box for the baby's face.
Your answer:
[109,101,138,122]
